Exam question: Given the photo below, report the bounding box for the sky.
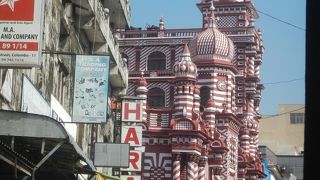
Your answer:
[129,0,306,115]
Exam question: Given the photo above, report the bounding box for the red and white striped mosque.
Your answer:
[117,0,265,179]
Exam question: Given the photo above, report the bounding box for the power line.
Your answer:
[261,106,305,120]
[263,78,304,85]
[255,9,306,31]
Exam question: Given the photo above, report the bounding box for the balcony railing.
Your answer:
[129,70,174,77]
[119,28,202,39]
[146,108,172,129]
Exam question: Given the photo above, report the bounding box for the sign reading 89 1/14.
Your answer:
[0,42,38,51]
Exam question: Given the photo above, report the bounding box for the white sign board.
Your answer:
[50,95,76,139]
[121,150,142,172]
[21,75,51,116]
[0,0,44,67]
[0,69,13,102]
[120,175,141,180]
[121,126,142,147]
[122,101,143,122]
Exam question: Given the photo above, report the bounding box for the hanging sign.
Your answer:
[72,55,110,123]
[0,0,44,67]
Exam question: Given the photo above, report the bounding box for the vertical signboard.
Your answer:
[21,75,51,116]
[0,0,44,67]
[72,55,109,123]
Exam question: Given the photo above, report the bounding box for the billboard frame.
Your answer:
[93,142,130,168]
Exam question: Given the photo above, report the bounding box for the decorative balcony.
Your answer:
[119,28,201,39]
[146,108,172,129]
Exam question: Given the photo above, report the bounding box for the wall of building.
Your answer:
[0,0,130,177]
[259,104,305,155]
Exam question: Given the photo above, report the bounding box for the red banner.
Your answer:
[0,0,35,21]
[0,42,38,51]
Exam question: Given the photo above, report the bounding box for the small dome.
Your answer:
[173,44,198,78]
[189,3,234,62]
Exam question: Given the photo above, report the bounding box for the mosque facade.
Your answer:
[117,0,265,179]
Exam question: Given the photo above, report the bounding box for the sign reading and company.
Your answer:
[0,0,44,67]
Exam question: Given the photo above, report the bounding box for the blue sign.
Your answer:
[263,160,271,180]
[72,55,109,123]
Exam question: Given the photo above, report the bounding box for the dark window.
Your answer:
[147,51,166,71]
[200,86,211,111]
[290,113,305,124]
[147,88,165,108]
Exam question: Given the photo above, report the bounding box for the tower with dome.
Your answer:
[117,0,265,179]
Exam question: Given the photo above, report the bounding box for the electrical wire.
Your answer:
[263,78,304,85]
[256,9,306,31]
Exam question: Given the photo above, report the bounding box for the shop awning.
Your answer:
[0,110,96,179]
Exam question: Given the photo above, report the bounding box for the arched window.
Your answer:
[147,88,165,108]
[147,51,166,71]
[200,86,210,111]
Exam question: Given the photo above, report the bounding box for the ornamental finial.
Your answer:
[207,1,217,28]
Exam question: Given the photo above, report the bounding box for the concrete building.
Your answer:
[118,0,265,179]
[259,104,304,180]
[259,104,305,155]
[0,0,130,179]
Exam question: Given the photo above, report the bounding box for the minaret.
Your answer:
[159,17,165,30]
[158,17,165,37]
[172,44,198,121]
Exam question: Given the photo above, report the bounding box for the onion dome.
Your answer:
[173,44,198,78]
[189,2,234,62]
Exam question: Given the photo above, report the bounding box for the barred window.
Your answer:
[176,120,193,130]
[147,88,165,108]
[290,113,304,124]
[200,86,210,111]
[147,51,166,71]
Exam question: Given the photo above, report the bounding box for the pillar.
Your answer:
[173,153,181,180]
